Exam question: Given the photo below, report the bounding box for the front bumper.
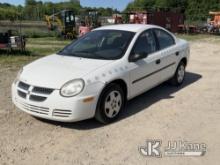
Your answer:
[11,81,100,122]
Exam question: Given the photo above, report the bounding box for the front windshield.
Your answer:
[58,30,135,60]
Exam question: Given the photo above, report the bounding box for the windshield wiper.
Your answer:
[58,52,81,57]
[73,51,110,60]
[93,53,110,60]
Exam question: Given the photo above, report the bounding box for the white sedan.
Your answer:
[12,24,190,124]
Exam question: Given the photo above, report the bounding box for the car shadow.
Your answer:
[37,72,202,130]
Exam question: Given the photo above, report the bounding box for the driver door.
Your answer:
[128,30,163,98]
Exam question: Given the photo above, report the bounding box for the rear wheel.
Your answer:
[169,61,186,86]
[95,84,125,124]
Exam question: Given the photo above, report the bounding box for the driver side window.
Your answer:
[132,30,157,56]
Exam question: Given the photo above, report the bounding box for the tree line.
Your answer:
[0,0,118,21]
[125,0,220,22]
[1,0,220,22]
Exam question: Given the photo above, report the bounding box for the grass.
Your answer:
[0,55,40,69]
[176,34,220,41]
[27,37,71,45]
[0,37,72,68]
[26,37,71,56]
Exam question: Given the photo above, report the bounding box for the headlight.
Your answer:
[60,79,85,97]
[14,68,23,84]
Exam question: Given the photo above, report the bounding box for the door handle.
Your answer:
[176,51,179,56]
[156,59,161,65]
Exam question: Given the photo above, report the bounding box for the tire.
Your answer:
[169,61,186,86]
[95,83,125,124]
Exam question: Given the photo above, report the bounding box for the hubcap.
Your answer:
[104,90,122,118]
[177,65,185,83]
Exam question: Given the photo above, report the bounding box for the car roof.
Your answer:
[94,24,161,33]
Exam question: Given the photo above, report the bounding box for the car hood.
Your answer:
[20,54,113,89]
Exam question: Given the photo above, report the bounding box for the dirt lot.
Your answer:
[0,37,220,165]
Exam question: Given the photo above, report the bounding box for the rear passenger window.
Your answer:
[154,29,175,50]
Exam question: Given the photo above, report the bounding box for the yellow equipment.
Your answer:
[45,10,76,38]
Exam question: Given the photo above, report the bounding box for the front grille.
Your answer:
[29,95,47,102]
[18,81,30,90]
[16,81,54,102]
[17,90,26,99]
[32,87,54,95]
[18,101,49,115]
[53,109,72,118]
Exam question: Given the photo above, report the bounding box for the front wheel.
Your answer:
[95,84,125,124]
[169,61,186,86]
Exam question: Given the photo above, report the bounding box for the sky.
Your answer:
[0,0,133,11]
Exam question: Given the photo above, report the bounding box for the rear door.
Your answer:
[153,28,178,81]
[128,30,163,98]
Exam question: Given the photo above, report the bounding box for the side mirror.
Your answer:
[129,52,148,62]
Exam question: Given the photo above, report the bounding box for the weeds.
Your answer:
[0,37,72,68]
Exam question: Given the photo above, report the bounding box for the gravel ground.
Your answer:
[0,39,220,165]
